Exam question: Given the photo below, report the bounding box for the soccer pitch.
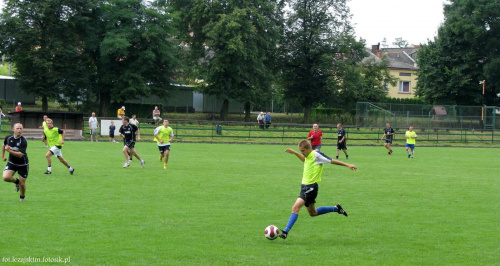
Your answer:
[1,141,498,264]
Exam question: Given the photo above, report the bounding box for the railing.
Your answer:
[82,120,500,145]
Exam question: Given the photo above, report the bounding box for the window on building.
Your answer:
[399,81,411,93]
[399,72,411,76]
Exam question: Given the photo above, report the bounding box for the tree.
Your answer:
[392,37,409,48]
[79,0,180,116]
[0,0,88,111]
[168,0,282,121]
[416,0,500,106]
[280,0,366,123]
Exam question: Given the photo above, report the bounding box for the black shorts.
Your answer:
[158,145,171,153]
[109,134,115,138]
[337,142,347,150]
[299,183,318,207]
[124,140,136,149]
[311,145,321,151]
[4,163,29,179]
[385,139,393,144]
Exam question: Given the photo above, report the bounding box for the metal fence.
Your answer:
[82,121,500,145]
[356,102,499,130]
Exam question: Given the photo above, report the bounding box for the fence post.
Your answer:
[282,125,285,142]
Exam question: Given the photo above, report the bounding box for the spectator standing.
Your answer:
[15,102,22,112]
[109,121,117,143]
[89,112,100,142]
[129,114,139,127]
[117,106,125,119]
[265,112,272,129]
[307,124,323,151]
[153,106,162,126]
[257,112,265,130]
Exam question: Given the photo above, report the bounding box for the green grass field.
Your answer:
[1,140,498,264]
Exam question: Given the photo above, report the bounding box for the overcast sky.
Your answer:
[348,0,449,47]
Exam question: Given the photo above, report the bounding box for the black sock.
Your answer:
[20,195,25,199]
[15,178,19,184]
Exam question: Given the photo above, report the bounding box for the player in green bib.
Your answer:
[279,140,357,239]
[43,119,75,175]
[405,126,417,158]
[154,119,174,169]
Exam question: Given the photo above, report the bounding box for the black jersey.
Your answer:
[119,124,139,142]
[3,135,29,166]
[384,127,395,140]
[337,128,346,142]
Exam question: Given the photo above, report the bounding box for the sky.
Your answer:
[348,0,449,47]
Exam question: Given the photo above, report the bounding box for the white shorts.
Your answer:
[153,116,162,122]
[50,146,63,157]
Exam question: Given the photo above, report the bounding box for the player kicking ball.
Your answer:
[279,140,357,239]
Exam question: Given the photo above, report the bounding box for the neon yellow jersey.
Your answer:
[302,151,332,185]
[44,127,63,147]
[406,131,417,144]
[154,126,174,145]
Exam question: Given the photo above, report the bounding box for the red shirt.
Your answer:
[308,130,322,146]
[15,106,22,112]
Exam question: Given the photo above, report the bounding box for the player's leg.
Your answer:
[122,145,131,167]
[45,150,53,174]
[411,146,415,158]
[164,148,170,169]
[130,148,145,168]
[280,197,305,239]
[343,147,349,159]
[336,147,340,159]
[3,168,20,192]
[18,175,26,201]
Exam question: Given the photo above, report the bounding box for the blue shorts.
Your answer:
[158,145,171,153]
[406,143,415,149]
[311,145,321,151]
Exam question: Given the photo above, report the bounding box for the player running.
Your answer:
[336,123,349,159]
[154,119,174,169]
[405,126,417,158]
[2,123,29,201]
[119,116,145,168]
[381,123,395,155]
[279,140,357,239]
[43,119,75,175]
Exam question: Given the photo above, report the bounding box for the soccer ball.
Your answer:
[264,225,280,240]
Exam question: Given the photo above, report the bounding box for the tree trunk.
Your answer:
[99,90,111,117]
[303,103,311,124]
[220,99,230,121]
[41,95,48,112]
[244,102,251,122]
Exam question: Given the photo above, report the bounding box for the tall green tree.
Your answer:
[168,0,282,121]
[416,0,500,106]
[0,0,87,111]
[80,0,179,116]
[280,0,366,123]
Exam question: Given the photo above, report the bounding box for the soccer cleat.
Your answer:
[346,156,349,160]
[70,168,75,175]
[20,198,25,202]
[44,170,52,174]
[336,204,348,217]
[163,163,167,169]
[15,183,20,192]
[389,149,393,155]
[388,152,390,155]
[279,230,288,239]
[408,154,411,158]
[141,160,145,168]
[123,162,130,168]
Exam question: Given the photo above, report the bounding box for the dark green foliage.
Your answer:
[416,0,500,106]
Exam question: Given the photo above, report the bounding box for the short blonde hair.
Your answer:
[298,140,311,150]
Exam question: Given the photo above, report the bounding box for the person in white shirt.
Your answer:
[129,114,139,127]
[152,106,161,126]
[88,112,100,142]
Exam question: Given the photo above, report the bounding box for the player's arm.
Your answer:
[2,143,6,161]
[285,148,305,162]
[169,132,174,142]
[330,159,357,170]
[4,145,24,159]
[381,133,386,140]
[136,128,141,140]
[60,129,66,144]
[413,133,417,139]
[339,136,345,143]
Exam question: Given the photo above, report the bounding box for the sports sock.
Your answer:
[20,195,25,199]
[411,151,414,157]
[15,178,19,184]
[336,156,338,159]
[48,166,52,171]
[284,213,298,233]
[317,206,335,215]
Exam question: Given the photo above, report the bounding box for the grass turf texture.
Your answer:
[0,141,498,264]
